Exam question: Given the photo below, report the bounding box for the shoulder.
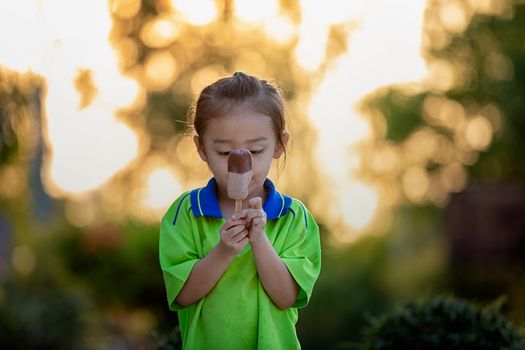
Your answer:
[162,190,193,226]
[283,196,318,231]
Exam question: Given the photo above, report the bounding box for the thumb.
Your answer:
[248,197,263,209]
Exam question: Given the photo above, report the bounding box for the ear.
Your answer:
[273,132,289,159]
[194,135,208,162]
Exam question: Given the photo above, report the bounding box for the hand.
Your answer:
[233,197,267,244]
[217,217,249,258]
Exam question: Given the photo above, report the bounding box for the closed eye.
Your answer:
[218,150,263,156]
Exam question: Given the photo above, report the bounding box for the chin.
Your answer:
[247,181,265,198]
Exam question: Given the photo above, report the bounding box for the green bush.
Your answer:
[358,296,525,350]
[0,275,86,350]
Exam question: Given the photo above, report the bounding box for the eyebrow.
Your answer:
[212,137,268,144]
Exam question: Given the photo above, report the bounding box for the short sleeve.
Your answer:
[280,203,321,309]
[159,194,200,311]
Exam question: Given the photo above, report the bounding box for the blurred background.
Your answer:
[1,0,524,349]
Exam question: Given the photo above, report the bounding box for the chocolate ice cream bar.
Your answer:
[227,149,252,212]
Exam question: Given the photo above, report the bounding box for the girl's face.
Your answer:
[194,107,288,202]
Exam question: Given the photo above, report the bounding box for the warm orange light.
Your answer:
[144,50,178,91]
[1,0,503,242]
[439,162,467,193]
[143,167,182,212]
[339,181,379,231]
[190,66,224,97]
[403,128,439,163]
[423,95,466,131]
[0,166,25,199]
[43,104,139,195]
[170,0,217,25]
[467,0,508,16]
[370,143,401,175]
[131,157,184,221]
[110,0,141,19]
[0,1,142,198]
[140,16,180,49]
[64,197,97,227]
[264,17,296,45]
[425,59,456,91]
[439,1,469,33]
[480,104,503,133]
[234,0,280,23]
[402,166,430,203]
[465,115,493,151]
[307,0,428,239]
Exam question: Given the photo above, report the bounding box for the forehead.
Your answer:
[203,110,276,143]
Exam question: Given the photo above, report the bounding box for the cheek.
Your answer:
[206,157,227,176]
[252,154,273,176]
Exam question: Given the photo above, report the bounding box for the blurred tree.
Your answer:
[2,0,525,349]
[107,0,328,205]
[359,0,525,328]
[0,272,87,349]
[0,70,29,166]
[361,0,525,206]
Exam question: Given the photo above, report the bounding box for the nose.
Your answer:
[227,149,253,203]
[227,149,252,173]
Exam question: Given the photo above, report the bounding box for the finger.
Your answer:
[235,236,249,249]
[252,217,266,227]
[225,224,246,237]
[248,197,263,210]
[245,209,265,222]
[223,219,246,231]
[231,210,248,220]
[227,219,246,227]
[234,230,249,243]
[231,227,249,241]
[244,211,256,223]
[222,225,244,241]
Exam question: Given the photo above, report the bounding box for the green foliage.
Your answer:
[368,4,525,183]
[443,6,525,182]
[358,296,525,350]
[0,71,29,166]
[0,275,86,350]
[57,221,165,310]
[367,90,427,143]
[54,221,179,347]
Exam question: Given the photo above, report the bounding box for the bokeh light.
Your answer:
[170,0,218,25]
[0,0,142,199]
[144,50,179,91]
[0,0,514,241]
[2,0,525,348]
[141,164,182,216]
[140,15,180,49]
[234,0,280,23]
[11,245,36,276]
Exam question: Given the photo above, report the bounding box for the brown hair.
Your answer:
[192,72,287,153]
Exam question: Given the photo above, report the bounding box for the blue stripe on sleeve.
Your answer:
[172,193,191,225]
[297,201,308,229]
[288,207,296,222]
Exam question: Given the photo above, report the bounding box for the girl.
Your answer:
[159,72,321,349]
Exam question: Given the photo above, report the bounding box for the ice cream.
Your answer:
[227,149,252,212]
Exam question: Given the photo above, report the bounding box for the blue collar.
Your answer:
[190,178,291,219]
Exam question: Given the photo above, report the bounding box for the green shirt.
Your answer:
[159,178,321,349]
